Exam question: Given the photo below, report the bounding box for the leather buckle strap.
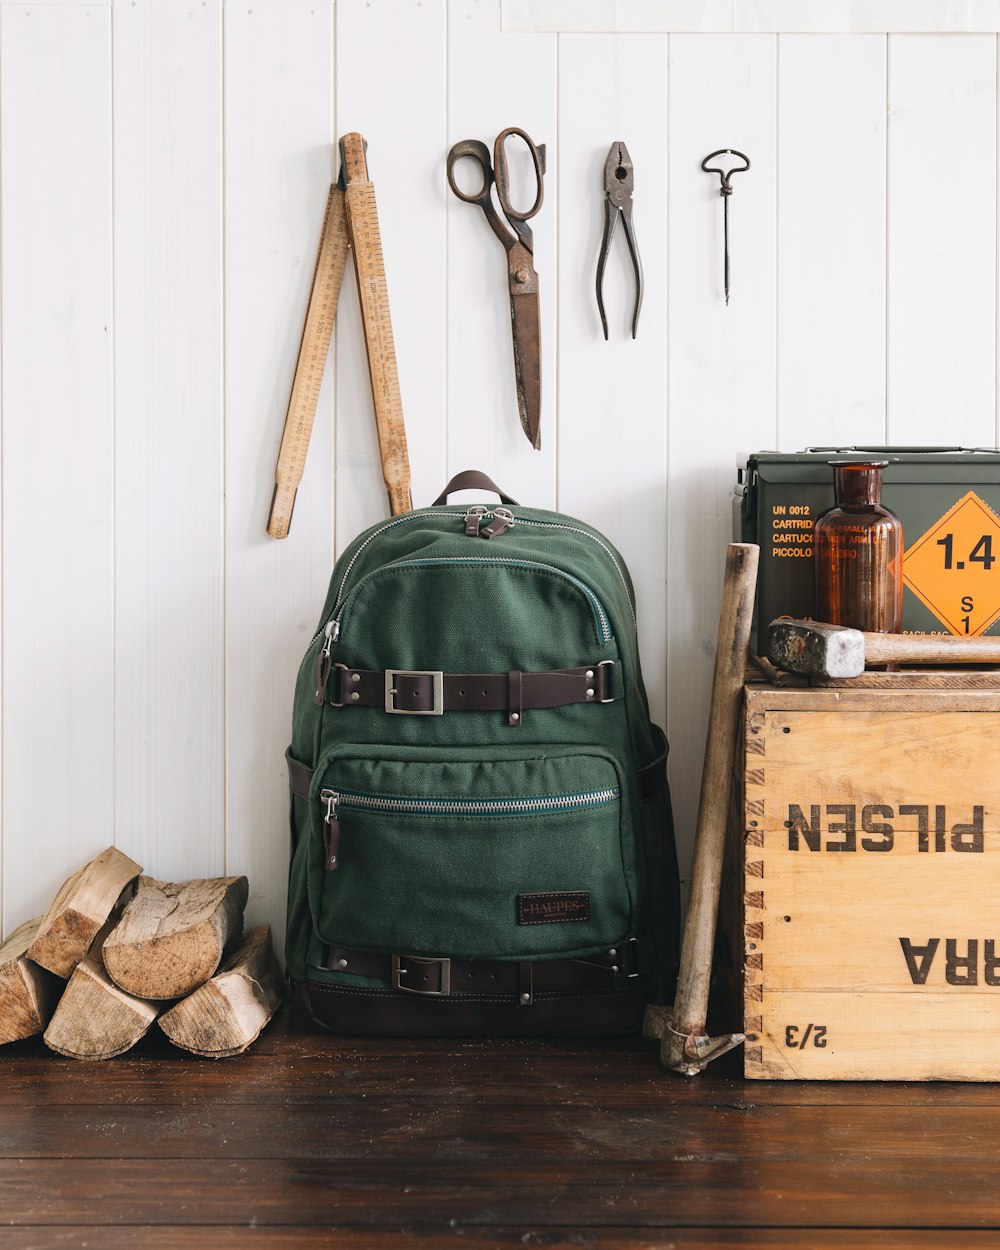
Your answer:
[385,669,444,715]
[286,750,315,801]
[330,662,616,717]
[324,943,643,997]
[392,954,451,995]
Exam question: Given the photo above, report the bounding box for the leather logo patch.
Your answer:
[517,892,590,925]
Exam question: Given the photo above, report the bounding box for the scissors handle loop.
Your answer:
[493,127,546,222]
[446,139,495,205]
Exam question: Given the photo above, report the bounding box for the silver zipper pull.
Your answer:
[321,789,341,871]
[481,507,515,539]
[464,505,488,537]
[313,620,339,706]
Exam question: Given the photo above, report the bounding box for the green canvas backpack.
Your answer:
[285,471,679,1036]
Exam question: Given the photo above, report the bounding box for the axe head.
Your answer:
[767,618,865,679]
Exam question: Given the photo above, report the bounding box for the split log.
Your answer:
[43,930,158,1060]
[28,845,143,978]
[0,919,61,1044]
[103,875,249,1000]
[159,924,284,1057]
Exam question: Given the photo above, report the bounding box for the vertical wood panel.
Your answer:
[888,35,997,444]
[113,0,225,882]
[1,6,114,932]
[666,34,778,881]
[777,35,887,449]
[556,34,669,729]
[223,1,335,951]
[334,0,447,546]
[4,13,1000,932]
[447,0,557,508]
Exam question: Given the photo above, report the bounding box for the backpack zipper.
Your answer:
[330,556,614,647]
[512,518,636,628]
[318,784,620,872]
[306,506,632,655]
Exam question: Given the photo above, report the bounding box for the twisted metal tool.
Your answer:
[701,149,750,306]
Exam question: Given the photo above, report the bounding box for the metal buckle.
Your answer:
[597,659,615,703]
[392,954,451,995]
[385,669,444,715]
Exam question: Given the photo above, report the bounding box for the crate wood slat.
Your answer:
[730,680,1000,1080]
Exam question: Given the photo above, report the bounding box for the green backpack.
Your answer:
[285,471,679,1036]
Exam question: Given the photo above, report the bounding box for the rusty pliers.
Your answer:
[596,141,643,340]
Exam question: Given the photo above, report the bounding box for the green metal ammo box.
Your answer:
[737,447,1000,638]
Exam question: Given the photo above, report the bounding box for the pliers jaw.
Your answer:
[603,141,635,203]
[596,141,643,340]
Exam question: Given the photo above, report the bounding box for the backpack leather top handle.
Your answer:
[431,470,520,507]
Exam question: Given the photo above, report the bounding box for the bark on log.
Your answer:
[43,930,159,1060]
[158,924,284,1057]
[27,846,143,978]
[102,875,249,1000]
[0,919,61,1044]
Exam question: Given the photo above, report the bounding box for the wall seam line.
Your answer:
[109,0,117,864]
[444,0,449,488]
[663,28,670,733]
[774,32,780,449]
[884,32,890,442]
[554,29,560,512]
[221,0,229,876]
[0,6,5,939]
[331,0,338,556]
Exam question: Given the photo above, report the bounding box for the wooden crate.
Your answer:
[722,674,1000,1080]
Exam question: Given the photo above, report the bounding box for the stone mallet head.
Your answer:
[767,617,1000,679]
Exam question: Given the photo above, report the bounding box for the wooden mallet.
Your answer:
[767,617,1000,679]
[644,542,759,1075]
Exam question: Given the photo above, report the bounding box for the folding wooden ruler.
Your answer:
[267,132,412,539]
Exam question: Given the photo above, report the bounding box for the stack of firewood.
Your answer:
[0,847,284,1060]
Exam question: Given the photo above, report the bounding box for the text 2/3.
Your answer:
[937,532,996,571]
[784,1023,827,1049]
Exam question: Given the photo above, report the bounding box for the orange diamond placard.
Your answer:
[903,491,1000,636]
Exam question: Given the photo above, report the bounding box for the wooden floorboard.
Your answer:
[0,1010,997,1246]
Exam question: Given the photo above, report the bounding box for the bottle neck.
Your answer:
[832,462,885,509]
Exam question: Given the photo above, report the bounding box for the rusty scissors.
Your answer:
[447,127,546,449]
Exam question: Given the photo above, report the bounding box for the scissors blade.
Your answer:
[510,287,541,449]
[507,240,541,449]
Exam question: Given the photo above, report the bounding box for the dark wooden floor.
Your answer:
[1,1009,998,1248]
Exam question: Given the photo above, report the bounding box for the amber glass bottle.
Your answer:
[814,459,903,632]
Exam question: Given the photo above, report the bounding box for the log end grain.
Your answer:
[43,954,158,1061]
[159,924,284,1058]
[27,846,143,978]
[103,875,250,1000]
[0,919,61,1044]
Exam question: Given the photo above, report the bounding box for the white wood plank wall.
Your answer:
[2,1,999,952]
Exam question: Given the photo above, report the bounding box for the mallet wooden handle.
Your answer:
[665,543,759,1070]
[862,632,1000,666]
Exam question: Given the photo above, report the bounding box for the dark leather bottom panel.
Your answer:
[303,980,650,1038]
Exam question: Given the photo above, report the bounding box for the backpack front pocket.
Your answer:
[307,747,634,961]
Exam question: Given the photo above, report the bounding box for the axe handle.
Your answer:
[863,631,1000,666]
[666,543,759,1065]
